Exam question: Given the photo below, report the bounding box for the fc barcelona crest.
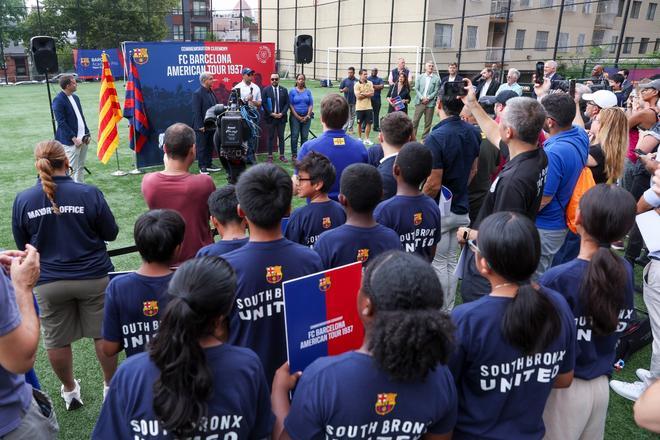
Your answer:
[357,248,369,262]
[322,217,332,229]
[413,212,422,226]
[143,300,159,317]
[319,276,331,291]
[80,57,90,68]
[375,393,397,416]
[133,48,149,65]
[266,266,283,284]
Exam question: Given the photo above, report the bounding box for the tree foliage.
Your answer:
[0,0,27,44]
[21,0,179,49]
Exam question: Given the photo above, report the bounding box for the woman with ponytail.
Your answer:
[12,140,119,410]
[541,184,636,439]
[450,211,576,439]
[271,251,457,440]
[93,257,273,439]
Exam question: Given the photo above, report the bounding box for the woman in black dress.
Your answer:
[387,72,411,114]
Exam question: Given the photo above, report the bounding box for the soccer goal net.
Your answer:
[325,46,438,83]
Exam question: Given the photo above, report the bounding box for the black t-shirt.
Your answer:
[468,137,501,209]
[588,144,607,184]
[473,142,548,229]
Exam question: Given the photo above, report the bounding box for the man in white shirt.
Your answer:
[474,67,500,98]
[233,67,262,164]
[52,75,90,183]
[412,62,441,139]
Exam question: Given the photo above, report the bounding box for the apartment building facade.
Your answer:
[166,0,213,41]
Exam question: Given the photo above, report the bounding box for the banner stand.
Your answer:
[110,149,127,177]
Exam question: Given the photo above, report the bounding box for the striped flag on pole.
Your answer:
[97,52,122,164]
[124,53,150,152]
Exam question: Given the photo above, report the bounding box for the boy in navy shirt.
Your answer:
[196,185,248,257]
[102,210,184,371]
[375,142,441,262]
[314,163,400,268]
[223,164,323,384]
[285,152,346,247]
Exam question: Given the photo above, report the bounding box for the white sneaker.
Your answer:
[103,383,110,401]
[609,379,647,401]
[636,368,654,383]
[61,379,83,410]
[364,139,373,146]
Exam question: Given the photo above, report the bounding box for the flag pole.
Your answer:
[111,148,127,176]
[129,148,143,174]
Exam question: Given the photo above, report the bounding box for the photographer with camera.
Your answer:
[192,72,222,175]
[232,68,262,164]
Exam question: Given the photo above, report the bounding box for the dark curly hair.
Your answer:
[362,251,454,381]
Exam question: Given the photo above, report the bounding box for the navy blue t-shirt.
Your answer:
[314,224,401,269]
[102,272,173,357]
[374,194,442,261]
[92,344,273,439]
[377,155,397,200]
[285,351,457,440]
[425,116,481,214]
[540,258,635,379]
[196,237,249,257]
[367,75,384,101]
[285,200,346,247]
[12,176,118,284]
[367,144,384,167]
[223,238,323,384]
[449,289,576,439]
[339,77,357,104]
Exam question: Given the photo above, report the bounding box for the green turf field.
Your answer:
[0,79,657,439]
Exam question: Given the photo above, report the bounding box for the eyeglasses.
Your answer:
[468,239,480,254]
[297,178,312,182]
[271,78,279,81]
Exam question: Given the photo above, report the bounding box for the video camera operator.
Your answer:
[232,68,262,164]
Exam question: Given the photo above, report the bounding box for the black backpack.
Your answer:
[614,311,653,368]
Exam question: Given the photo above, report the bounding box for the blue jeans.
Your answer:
[290,115,311,157]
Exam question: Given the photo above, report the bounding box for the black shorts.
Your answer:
[356,110,373,124]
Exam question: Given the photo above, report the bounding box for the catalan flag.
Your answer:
[97,52,122,164]
[124,53,150,152]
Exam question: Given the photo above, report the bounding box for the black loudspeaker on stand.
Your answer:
[31,36,59,138]
[294,34,313,75]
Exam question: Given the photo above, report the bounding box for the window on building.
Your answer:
[172,25,184,40]
[647,3,657,19]
[565,0,577,11]
[466,26,478,49]
[623,36,634,53]
[519,0,530,6]
[434,23,453,48]
[609,36,618,53]
[639,37,649,53]
[193,1,208,15]
[557,33,569,52]
[171,6,183,14]
[541,0,553,7]
[15,58,27,76]
[193,25,207,40]
[592,30,604,46]
[515,29,526,49]
[630,0,641,18]
[655,38,660,52]
[576,33,585,53]
[535,31,549,50]
[583,1,591,13]
[617,0,625,16]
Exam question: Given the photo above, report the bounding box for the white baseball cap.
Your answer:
[582,89,618,109]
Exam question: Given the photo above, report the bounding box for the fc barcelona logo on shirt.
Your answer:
[413,212,423,226]
[319,276,331,291]
[357,248,369,262]
[266,266,283,284]
[322,217,332,229]
[80,57,90,68]
[143,301,159,317]
[133,48,149,65]
[375,393,397,416]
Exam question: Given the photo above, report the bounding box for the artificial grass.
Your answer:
[0,79,657,439]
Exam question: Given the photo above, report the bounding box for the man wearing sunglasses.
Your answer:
[262,74,290,163]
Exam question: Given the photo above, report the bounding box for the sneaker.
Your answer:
[199,168,210,175]
[291,155,297,163]
[611,240,624,251]
[279,155,288,163]
[207,166,222,173]
[364,139,373,146]
[609,379,647,401]
[103,383,110,401]
[636,368,654,383]
[267,155,273,163]
[61,379,83,410]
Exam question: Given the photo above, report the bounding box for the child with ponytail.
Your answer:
[93,257,273,439]
[272,251,457,439]
[541,184,636,439]
[450,211,576,439]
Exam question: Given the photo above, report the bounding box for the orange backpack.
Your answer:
[566,166,596,234]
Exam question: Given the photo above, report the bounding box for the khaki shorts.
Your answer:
[34,277,108,349]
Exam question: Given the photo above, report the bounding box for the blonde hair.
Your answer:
[34,140,67,214]
[594,108,628,183]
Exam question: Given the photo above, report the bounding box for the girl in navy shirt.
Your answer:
[272,251,457,440]
[451,212,576,440]
[93,257,273,439]
[540,184,637,440]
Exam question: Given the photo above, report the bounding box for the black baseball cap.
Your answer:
[495,90,519,105]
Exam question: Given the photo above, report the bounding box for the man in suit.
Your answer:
[262,73,290,163]
[544,60,564,82]
[52,75,90,183]
[441,62,464,84]
[472,67,500,98]
[192,72,221,175]
[412,61,441,139]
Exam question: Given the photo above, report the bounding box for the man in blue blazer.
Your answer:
[52,75,90,182]
[192,72,221,174]
[262,73,290,162]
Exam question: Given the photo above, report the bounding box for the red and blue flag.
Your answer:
[124,52,150,152]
